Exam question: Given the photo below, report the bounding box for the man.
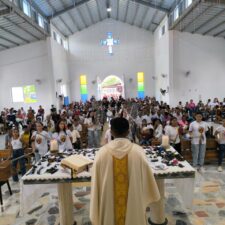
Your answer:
[189,112,209,172]
[90,117,161,225]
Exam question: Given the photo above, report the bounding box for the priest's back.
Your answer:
[90,128,160,225]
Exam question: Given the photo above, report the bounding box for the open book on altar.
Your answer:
[61,155,93,174]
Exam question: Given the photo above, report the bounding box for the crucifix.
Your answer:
[100,32,119,55]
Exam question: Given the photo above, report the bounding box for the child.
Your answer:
[68,123,81,149]
[53,120,73,152]
[139,119,153,146]
[31,122,50,162]
[20,125,31,149]
[10,128,26,182]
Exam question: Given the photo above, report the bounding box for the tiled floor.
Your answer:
[1,134,225,225]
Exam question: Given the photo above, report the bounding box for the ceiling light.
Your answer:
[107,7,112,12]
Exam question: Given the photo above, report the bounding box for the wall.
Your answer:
[0,41,54,112]
[154,16,171,104]
[48,35,71,105]
[171,31,225,106]
[68,19,155,101]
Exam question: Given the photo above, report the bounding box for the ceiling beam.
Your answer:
[0,0,49,36]
[181,4,213,32]
[131,2,140,25]
[193,8,225,33]
[116,0,119,20]
[170,0,201,30]
[140,7,149,28]
[203,19,225,35]
[214,29,225,37]
[47,0,73,35]
[47,0,90,19]
[147,0,163,31]
[85,2,95,25]
[0,7,10,16]
[0,34,19,45]
[0,42,9,48]
[60,0,81,32]
[96,0,103,21]
[77,7,88,27]
[131,0,169,13]
[124,0,130,22]
[0,25,29,43]
[3,16,40,40]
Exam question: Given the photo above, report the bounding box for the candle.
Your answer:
[50,139,58,152]
[161,135,169,148]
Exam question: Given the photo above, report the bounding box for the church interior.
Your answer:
[1,0,225,225]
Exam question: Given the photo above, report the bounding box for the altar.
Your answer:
[21,147,195,225]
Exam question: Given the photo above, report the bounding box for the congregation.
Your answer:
[0,96,225,183]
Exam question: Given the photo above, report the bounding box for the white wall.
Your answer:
[154,17,171,103]
[68,19,155,101]
[0,41,54,112]
[171,31,225,105]
[48,37,71,103]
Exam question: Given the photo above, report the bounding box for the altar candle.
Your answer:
[161,135,169,148]
[50,139,58,151]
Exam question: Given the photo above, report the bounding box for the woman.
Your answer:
[84,111,101,148]
[53,120,73,152]
[153,118,163,141]
[31,122,50,162]
[164,117,181,154]
[10,128,26,182]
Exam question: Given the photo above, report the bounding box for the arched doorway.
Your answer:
[98,75,125,100]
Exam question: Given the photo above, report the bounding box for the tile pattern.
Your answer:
[0,166,225,225]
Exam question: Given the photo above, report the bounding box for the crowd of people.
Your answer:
[0,96,225,181]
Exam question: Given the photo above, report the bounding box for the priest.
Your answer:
[90,117,161,225]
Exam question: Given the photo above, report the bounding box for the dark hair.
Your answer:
[195,111,203,116]
[110,117,129,136]
[55,119,66,133]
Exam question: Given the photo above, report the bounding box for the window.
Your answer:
[38,14,44,28]
[174,6,179,21]
[60,84,67,97]
[63,40,68,50]
[23,0,31,17]
[56,34,61,44]
[53,31,57,41]
[12,87,24,102]
[186,0,193,7]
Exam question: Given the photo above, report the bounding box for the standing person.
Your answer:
[10,128,26,182]
[68,123,81,149]
[90,117,161,225]
[189,112,209,172]
[31,122,50,162]
[84,111,96,148]
[53,120,73,152]
[164,117,181,154]
[215,118,225,172]
[153,118,163,141]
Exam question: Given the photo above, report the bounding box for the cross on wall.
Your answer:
[100,32,119,55]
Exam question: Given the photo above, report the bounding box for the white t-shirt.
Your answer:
[154,124,163,139]
[189,121,209,145]
[135,116,142,128]
[53,130,73,151]
[141,115,151,124]
[105,129,112,143]
[71,130,80,143]
[32,131,50,155]
[215,125,225,144]
[74,124,82,132]
[84,118,94,131]
[164,125,180,144]
[11,138,23,150]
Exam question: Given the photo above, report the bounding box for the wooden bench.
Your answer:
[181,138,218,163]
